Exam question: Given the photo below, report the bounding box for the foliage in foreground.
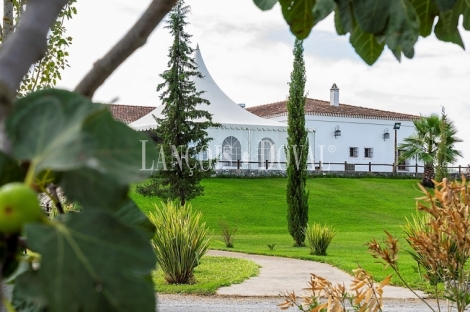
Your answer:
[279,268,389,312]
[2,89,157,311]
[149,201,211,284]
[304,223,336,256]
[255,0,470,65]
[153,256,259,294]
[2,0,78,97]
[369,177,470,312]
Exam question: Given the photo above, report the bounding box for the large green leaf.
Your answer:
[312,0,336,27]
[113,198,156,240]
[0,152,25,186]
[334,0,355,34]
[434,0,458,11]
[457,0,470,30]
[23,211,156,312]
[6,90,102,175]
[81,110,151,184]
[434,4,465,47]
[59,168,129,210]
[353,0,391,34]
[279,0,317,39]
[349,26,385,65]
[58,110,153,210]
[409,0,439,36]
[12,270,48,312]
[385,0,420,60]
[253,0,279,10]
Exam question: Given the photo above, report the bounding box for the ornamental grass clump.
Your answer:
[369,177,470,312]
[148,201,211,284]
[219,219,238,248]
[304,223,336,256]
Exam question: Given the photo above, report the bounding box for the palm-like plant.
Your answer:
[398,114,462,187]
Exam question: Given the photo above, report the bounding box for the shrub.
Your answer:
[219,219,238,248]
[369,177,470,312]
[279,268,389,311]
[403,212,446,285]
[148,201,211,284]
[304,223,336,256]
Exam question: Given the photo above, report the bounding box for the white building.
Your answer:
[247,85,420,172]
[110,47,422,173]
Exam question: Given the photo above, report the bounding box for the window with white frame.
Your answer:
[258,138,275,168]
[222,136,241,167]
[364,148,373,158]
[349,147,358,157]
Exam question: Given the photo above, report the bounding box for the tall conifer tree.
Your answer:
[286,39,309,246]
[137,0,217,205]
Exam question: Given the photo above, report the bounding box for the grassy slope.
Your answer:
[132,177,425,287]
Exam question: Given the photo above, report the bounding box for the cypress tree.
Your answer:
[137,0,218,205]
[286,39,309,246]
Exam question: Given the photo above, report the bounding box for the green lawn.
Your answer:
[153,256,259,294]
[132,177,427,288]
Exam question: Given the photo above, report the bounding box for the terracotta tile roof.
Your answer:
[246,98,420,121]
[107,104,155,124]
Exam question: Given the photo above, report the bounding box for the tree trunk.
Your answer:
[3,0,14,42]
[422,163,434,188]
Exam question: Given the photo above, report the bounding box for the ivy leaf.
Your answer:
[23,211,156,312]
[409,0,439,36]
[253,0,278,10]
[385,0,420,60]
[349,25,385,65]
[353,0,391,34]
[279,0,316,39]
[6,90,102,175]
[334,0,355,34]
[434,0,458,11]
[113,198,156,240]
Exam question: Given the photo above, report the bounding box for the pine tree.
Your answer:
[136,0,218,205]
[286,39,309,246]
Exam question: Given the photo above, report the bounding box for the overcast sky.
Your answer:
[55,0,470,165]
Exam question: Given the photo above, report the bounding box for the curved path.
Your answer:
[207,250,426,299]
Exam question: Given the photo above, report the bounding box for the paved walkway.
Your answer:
[207,250,426,299]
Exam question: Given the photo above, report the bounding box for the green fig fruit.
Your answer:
[0,183,43,234]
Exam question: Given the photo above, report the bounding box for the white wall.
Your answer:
[199,115,423,173]
[269,115,423,173]
[207,126,292,170]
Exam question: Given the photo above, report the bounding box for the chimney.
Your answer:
[238,103,246,108]
[330,83,339,107]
